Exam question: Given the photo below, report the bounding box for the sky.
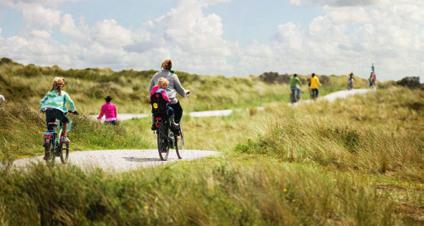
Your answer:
[0,0,423,81]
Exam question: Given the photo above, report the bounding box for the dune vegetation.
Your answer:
[0,58,422,225]
[0,57,364,113]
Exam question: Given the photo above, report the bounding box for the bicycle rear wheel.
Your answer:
[59,143,70,164]
[157,125,169,161]
[44,141,56,165]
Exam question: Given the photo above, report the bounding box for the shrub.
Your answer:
[397,76,421,89]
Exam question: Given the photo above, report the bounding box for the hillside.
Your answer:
[0,57,367,113]
[2,59,421,225]
[0,87,422,225]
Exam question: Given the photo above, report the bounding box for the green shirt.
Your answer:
[40,90,76,113]
[289,76,301,88]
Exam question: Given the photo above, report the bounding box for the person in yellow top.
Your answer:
[309,73,321,100]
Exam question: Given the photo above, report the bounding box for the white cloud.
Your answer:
[21,4,61,29]
[4,0,80,7]
[59,14,90,42]
[0,0,423,81]
[126,0,234,73]
[263,0,424,80]
[94,19,135,47]
[290,0,382,7]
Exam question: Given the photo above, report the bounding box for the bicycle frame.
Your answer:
[43,119,72,164]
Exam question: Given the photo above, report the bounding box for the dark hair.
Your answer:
[293,73,298,77]
[105,96,112,102]
[312,73,316,77]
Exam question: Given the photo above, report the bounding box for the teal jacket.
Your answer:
[40,90,76,113]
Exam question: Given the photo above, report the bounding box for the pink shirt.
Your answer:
[150,85,171,103]
[97,102,117,121]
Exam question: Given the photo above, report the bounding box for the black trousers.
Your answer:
[168,102,183,123]
[45,109,69,131]
[311,88,319,99]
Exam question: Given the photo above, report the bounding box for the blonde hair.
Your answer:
[158,77,169,89]
[161,59,172,70]
[51,77,65,95]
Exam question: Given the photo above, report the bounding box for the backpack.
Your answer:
[150,91,168,117]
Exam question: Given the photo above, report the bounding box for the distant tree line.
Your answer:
[259,71,330,85]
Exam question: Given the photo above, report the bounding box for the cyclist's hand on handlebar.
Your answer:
[70,111,79,115]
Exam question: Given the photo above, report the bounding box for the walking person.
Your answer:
[369,64,377,88]
[97,96,118,125]
[148,59,190,129]
[289,73,301,103]
[347,73,354,90]
[309,73,321,100]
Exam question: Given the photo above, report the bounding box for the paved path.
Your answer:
[13,89,372,172]
[93,89,373,121]
[91,109,234,121]
[13,150,219,172]
[320,89,371,102]
[291,88,373,106]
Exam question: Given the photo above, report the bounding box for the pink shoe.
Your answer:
[60,136,70,144]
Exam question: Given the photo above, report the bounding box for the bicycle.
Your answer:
[154,115,184,161]
[42,112,77,164]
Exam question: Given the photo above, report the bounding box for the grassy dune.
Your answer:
[0,87,422,225]
[1,58,422,225]
[236,87,424,182]
[0,158,403,226]
[0,58,364,114]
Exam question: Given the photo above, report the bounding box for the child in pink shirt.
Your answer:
[150,78,177,130]
[97,96,118,125]
[150,80,171,103]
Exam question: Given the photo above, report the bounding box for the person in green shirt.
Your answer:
[289,73,302,103]
[40,77,77,158]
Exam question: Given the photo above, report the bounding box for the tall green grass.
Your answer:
[236,87,424,182]
[0,102,149,160]
[0,158,404,225]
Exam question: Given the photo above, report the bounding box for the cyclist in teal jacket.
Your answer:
[40,77,77,145]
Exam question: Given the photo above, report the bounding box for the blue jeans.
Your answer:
[291,87,300,102]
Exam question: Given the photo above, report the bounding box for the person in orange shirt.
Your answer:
[309,73,321,100]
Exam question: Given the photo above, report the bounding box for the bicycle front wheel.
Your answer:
[175,127,183,159]
[157,126,169,161]
[59,143,70,164]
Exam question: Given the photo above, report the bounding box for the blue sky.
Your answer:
[0,0,423,81]
[0,0,322,45]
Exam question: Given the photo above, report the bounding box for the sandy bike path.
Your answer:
[13,89,372,172]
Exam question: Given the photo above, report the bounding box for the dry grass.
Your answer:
[0,158,406,225]
[236,87,424,182]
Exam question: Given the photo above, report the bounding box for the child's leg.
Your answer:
[45,110,56,132]
[62,123,67,137]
